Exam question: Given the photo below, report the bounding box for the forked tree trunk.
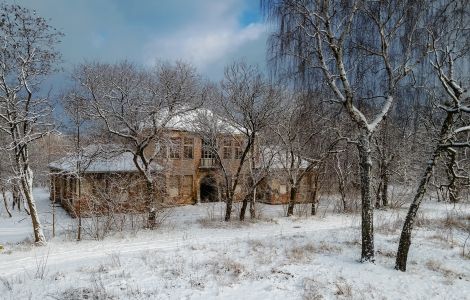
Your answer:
[395,112,454,271]
[239,194,250,221]
[287,185,298,217]
[2,187,12,218]
[358,133,374,262]
[21,166,46,245]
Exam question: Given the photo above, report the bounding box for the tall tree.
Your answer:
[395,0,470,271]
[262,0,423,262]
[272,92,339,216]
[194,62,282,222]
[218,62,283,221]
[0,4,62,245]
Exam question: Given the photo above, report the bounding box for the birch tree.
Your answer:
[0,4,62,245]
[262,0,423,262]
[395,0,470,271]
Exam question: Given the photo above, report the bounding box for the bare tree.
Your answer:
[61,89,94,240]
[70,61,204,226]
[192,63,282,221]
[395,0,470,271]
[218,62,283,221]
[0,4,62,245]
[262,0,423,262]
[272,92,340,216]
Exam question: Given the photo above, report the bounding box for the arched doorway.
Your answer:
[199,176,218,203]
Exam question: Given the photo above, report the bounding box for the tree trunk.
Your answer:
[311,173,320,216]
[375,181,383,208]
[379,117,390,208]
[224,194,233,222]
[287,185,297,217]
[52,178,56,238]
[77,177,82,241]
[2,187,12,218]
[146,180,156,228]
[21,166,46,245]
[239,194,249,221]
[76,126,82,241]
[445,149,460,203]
[335,154,347,212]
[381,163,389,207]
[358,133,374,262]
[12,184,20,211]
[395,112,453,271]
[249,188,256,219]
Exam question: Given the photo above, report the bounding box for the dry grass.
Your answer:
[375,214,403,235]
[0,276,12,292]
[316,242,343,254]
[425,259,464,280]
[334,277,353,299]
[302,277,324,300]
[376,248,395,258]
[204,257,247,286]
[288,243,316,263]
[414,211,432,228]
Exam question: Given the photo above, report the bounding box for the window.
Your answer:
[223,138,232,159]
[183,137,194,159]
[169,175,180,197]
[182,175,193,197]
[202,139,216,159]
[234,140,243,159]
[169,137,181,159]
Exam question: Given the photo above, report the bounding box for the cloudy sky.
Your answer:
[7,0,269,80]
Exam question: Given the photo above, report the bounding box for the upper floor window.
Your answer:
[223,138,232,159]
[202,139,216,159]
[169,137,181,159]
[234,140,243,159]
[183,137,194,159]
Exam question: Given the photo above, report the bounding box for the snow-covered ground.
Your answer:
[0,189,469,299]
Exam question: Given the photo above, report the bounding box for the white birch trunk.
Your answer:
[20,165,46,245]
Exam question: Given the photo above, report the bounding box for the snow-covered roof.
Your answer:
[49,148,162,174]
[162,108,242,134]
[260,146,311,170]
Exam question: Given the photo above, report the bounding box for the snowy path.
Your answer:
[0,216,352,277]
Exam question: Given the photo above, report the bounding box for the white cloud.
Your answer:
[6,0,268,79]
[144,22,266,71]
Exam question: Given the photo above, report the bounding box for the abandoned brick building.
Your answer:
[49,110,315,216]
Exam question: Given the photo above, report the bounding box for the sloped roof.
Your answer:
[162,108,242,134]
[259,146,311,170]
[49,149,161,174]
